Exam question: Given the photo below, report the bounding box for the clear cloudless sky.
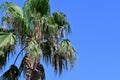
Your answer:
[0,0,120,80]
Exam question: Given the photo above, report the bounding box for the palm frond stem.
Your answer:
[13,46,27,65]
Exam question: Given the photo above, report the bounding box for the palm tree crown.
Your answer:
[0,0,76,80]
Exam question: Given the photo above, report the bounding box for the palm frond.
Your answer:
[24,0,50,18]
[52,53,68,75]
[41,42,52,65]
[52,39,75,75]
[27,39,42,59]
[59,39,76,66]
[52,12,71,33]
[30,63,45,80]
[0,2,29,45]
[0,65,19,80]
[0,31,16,69]
[0,2,23,18]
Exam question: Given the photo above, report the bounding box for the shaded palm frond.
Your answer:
[30,63,45,80]
[20,57,46,80]
[0,31,16,69]
[0,28,14,32]
[46,16,58,35]
[41,42,52,65]
[52,12,66,27]
[0,65,19,80]
[19,53,37,80]
[52,12,71,34]
[52,53,68,75]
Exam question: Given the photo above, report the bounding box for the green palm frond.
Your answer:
[46,16,58,35]
[52,12,71,33]
[0,65,19,80]
[0,2,29,44]
[0,32,15,50]
[41,42,52,65]
[59,39,76,65]
[27,39,42,59]
[52,39,75,75]
[0,2,23,18]
[0,31,16,68]
[52,12,66,26]
[24,0,50,17]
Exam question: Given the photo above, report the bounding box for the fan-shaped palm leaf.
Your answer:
[52,39,75,75]
[0,2,29,44]
[0,31,15,69]
[52,12,71,33]
[59,39,76,65]
[24,0,50,20]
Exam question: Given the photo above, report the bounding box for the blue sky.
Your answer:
[0,0,120,80]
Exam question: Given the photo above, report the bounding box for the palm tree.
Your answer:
[0,0,76,80]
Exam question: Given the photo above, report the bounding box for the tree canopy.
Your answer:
[0,0,76,80]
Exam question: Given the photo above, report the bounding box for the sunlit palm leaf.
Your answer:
[0,2,29,44]
[59,39,76,65]
[0,2,23,18]
[0,31,15,69]
[52,39,75,75]
[27,39,42,59]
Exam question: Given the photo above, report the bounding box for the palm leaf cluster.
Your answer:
[0,0,76,80]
